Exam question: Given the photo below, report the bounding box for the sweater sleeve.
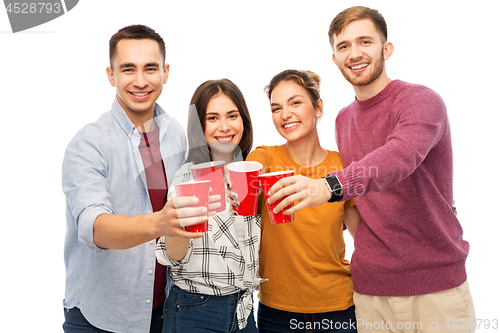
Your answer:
[333,87,449,201]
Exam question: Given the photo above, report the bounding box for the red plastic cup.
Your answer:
[227,161,263,216]
[174,180,210,232]
[259,170,295,224]
[191,161,226,213]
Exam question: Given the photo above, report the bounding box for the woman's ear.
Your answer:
[316,99,324,118]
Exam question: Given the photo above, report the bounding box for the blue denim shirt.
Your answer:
[62,98,186,333]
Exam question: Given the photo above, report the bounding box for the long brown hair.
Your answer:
[187,79,253,164]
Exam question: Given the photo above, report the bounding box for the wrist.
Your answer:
[323,174,343,202]
[148,210,163,239]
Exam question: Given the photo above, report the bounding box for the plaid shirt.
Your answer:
[156,163,264,329]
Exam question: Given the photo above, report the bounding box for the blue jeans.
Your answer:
[163,285,258,333]
[257,302,357,333]
[63,305,164,333]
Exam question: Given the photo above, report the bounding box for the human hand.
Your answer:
[266,175,331,215]
[159,193,221,238]
[226,181,239,215]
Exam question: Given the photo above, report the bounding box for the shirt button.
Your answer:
[149,269,153,274]
[146,299,151,304]
[133,150,136,154]
[150,240,154,244]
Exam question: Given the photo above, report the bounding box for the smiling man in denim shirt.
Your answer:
[62,25,205,333]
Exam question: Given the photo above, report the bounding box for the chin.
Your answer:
[209,142,238,155]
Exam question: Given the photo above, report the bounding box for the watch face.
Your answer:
[325,175,343,202]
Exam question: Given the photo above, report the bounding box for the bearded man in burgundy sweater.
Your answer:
[266,6,475,332]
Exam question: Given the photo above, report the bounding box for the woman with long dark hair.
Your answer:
[156,79,261,333]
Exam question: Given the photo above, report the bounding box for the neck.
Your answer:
[285,131,326,167]
[353,73,392,101]
[137,118,157,133]
[117,95,156,129]
[211,150,234,171]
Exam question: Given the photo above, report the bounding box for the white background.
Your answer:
[1,0,499,331]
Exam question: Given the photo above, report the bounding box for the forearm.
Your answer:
[344,206,360,238]
[93,212,160,250]
[163,236,191,261]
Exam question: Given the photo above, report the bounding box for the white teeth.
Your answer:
[351,63,368,70]
[132,92,148,96]
[284,122,299,129]
[216,136,233,142]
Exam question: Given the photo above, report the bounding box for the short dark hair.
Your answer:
[187,79,254,164]
[109,25,166,68]
[328,6,387,46]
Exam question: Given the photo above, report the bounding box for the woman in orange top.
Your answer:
[244,70,359,332]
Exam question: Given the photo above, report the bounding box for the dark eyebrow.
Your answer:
[206,110,239,116]
[119,63,136,70]
[118,62,160,70]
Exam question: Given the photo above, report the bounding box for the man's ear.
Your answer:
[106,67,116,87]
[383,42,394,60]
[163,64,170,84]
[332,53,339,68]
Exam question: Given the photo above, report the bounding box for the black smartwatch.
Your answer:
[323,174,343,203]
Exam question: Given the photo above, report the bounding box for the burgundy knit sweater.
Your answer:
[332,80,469,296]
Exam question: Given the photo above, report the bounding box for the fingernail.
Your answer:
[234,201,240,207]
[232,194,238,200]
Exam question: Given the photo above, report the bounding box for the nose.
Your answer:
[218,118,230,132]
[281,106,293,121]
[133,70,149,89]
[348,44,363,62]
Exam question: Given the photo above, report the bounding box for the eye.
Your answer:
[292,101,300,106]
[206,116,217,121]
[271,107,281,113]
[146,67,158,72]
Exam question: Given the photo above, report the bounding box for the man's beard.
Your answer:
[340,49,385,87]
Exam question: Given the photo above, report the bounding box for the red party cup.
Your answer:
[174,180,210,232]
[258,170,295,224]
[227,161,263,216]
[191,161,226,213]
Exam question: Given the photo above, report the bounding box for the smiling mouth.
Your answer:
[130,91,151,97]
[283,122,300,130]
[215,135,235,143]
[349,63,369,70]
